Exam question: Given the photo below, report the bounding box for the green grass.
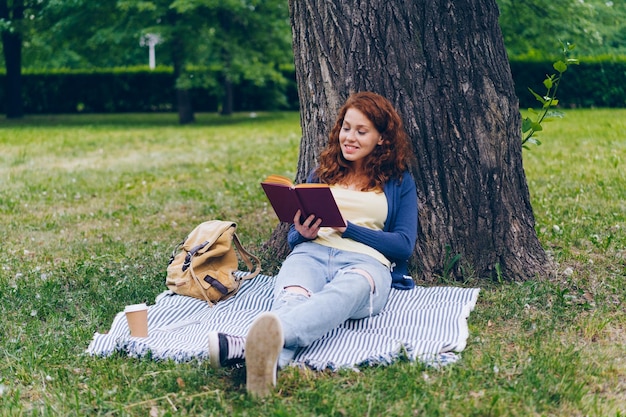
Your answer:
[1,109,625,416]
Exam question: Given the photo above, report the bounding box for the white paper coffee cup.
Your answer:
[125,303,148,337]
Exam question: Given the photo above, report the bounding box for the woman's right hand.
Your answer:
[294,210,322,239]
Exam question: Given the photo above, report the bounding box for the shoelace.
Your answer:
[225,335,246,361]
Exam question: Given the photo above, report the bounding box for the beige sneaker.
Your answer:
[245,312,283,397]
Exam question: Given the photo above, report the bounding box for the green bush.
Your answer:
[18,68,180,113]
[0,57,623,114]
[0,66,298,114]
[511,55,626,108]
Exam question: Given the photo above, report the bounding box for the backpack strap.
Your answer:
[188,261,215,306]
[232,233,262,280]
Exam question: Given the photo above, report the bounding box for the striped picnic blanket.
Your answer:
[87,274,480,370]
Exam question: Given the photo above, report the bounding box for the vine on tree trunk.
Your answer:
[522,42,579,149]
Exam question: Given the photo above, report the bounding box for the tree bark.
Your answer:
[175,87,195,124]
[0,0,24,119]
[220,76,234,116]
[168,11,195,125]
[264,0,552,282]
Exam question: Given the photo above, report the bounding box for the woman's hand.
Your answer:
[294,210,322,239]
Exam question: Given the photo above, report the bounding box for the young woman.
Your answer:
[209,91,418,397]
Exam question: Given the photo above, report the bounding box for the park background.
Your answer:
[1,0,626,118]
[1,1,625,416]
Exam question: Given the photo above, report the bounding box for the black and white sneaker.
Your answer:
[208,332,246,368]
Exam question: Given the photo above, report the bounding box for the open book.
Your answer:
[261,174,346,227]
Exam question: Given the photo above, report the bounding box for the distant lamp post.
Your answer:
[140,33,162,70]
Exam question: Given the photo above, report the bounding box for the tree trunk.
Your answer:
[172,47,194,124]
[264,0,552,282]
[221,76,234,116]
[168,10,195,125]
[0,0,24,119]
[176,87,195,124]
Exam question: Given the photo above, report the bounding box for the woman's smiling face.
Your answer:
[339,107,383,168]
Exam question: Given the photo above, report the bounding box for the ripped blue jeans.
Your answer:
[271,241,391,367]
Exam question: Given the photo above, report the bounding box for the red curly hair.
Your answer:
[316,91,414,190]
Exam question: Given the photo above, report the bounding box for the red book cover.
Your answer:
[261,175,346,227]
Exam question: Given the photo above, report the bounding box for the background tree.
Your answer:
[0,0,26,118]
[265,0,552,282]
[197,0,292,115]
[496,0,626,58]
[23,1,143,69]
[140,0,292,121]
[1,0,292,122]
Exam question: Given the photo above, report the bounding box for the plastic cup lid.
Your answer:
[124,303,148,312]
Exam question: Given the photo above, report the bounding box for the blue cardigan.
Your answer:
[287,170,419,290]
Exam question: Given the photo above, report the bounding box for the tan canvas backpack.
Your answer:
[165,220,261,305]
